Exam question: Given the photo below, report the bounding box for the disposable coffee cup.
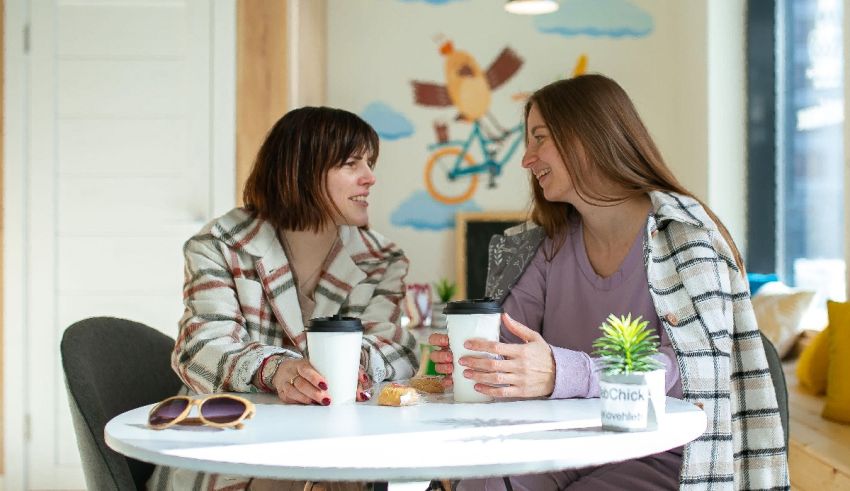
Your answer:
[445,298,503,403]
[306,315,364,405]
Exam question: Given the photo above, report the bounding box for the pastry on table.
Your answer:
[410,375,445,394]
[378,383,420,406]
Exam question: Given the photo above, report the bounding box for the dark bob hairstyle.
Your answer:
[243,106,379,232]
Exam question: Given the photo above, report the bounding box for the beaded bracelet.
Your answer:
[257,355,286,392]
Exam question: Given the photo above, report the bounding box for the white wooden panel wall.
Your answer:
[24,1,226,487]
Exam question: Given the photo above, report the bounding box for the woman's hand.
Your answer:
[460,313,556,398]
[271,359,331,405]
[356,368,373,402]
[428,331,455,389]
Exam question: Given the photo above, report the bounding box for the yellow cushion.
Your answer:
[796,327,829,394]
[822,301,850,423]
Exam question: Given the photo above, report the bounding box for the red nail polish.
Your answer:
[318,381,328,391]
[322,397,331,406]
[360,373,368,383]
[360,391,370,401]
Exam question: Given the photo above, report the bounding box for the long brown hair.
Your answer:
[526,74,744,272]
[243,106,379,232]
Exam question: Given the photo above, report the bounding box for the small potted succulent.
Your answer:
[592,314,665,431]
[430,278,457,329]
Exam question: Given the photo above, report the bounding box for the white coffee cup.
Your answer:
[305,315,364,405]
[445,299,503,403]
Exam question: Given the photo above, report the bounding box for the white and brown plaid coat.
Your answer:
[172,207,419,394]
[150,208,418,490]
[486,191,789,490]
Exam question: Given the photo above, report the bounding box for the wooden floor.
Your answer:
[783,364,850,490]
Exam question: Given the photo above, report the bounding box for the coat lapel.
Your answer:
[254,238,306,348]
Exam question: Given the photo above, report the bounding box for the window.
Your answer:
[747,0,845,307]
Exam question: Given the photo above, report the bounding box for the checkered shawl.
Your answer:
[485,191,789,490]
[172,207,418,394]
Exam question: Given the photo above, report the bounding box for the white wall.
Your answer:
[708,2,747,251]
[326,0,746,288]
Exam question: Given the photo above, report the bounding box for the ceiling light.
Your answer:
[504,0,559,15]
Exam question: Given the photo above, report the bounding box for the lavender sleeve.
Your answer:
[548,348,680,399]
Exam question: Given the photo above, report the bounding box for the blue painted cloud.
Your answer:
[397,0,465,4]
[534,0,653,38]
[391,190,482,230]
[361,102,414,141]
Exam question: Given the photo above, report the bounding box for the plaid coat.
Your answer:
[150,208,419,490]
[173,207,419,392]
[485,191,789,490]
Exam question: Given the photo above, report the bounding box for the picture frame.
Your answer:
[455,210,528,300]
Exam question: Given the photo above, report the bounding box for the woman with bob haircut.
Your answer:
[430,75,789,490]
[149,106,417,491]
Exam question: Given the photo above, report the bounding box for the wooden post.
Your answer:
[236,0,288,205]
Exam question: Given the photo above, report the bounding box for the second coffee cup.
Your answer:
[305,315,363,405]
[445,298,503,403]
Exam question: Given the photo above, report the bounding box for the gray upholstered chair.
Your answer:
[61,317,182,490]
[760,331,789,449]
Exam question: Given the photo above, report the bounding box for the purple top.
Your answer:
[502,218,683,400]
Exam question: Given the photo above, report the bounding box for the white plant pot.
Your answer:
[599,372,650,431]
[643,368,666,429]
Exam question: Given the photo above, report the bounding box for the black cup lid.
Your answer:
[444,298,503,315]
[306,314,364,332]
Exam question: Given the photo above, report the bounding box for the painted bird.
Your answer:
[412,40,523,123]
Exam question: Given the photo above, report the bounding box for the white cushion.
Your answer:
[751,281,815,358]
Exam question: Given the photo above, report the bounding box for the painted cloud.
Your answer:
[397,0,465,4]
[361,102,415,141]
[534,0,653,38]
[391,190,481,230]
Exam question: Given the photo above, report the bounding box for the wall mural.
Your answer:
[384,0,653,232]
[412,40,524,204]
[391,39,525,231]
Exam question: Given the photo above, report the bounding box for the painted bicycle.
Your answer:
[424,120,525,205]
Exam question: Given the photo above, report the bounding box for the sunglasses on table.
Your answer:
[147,395,256,430]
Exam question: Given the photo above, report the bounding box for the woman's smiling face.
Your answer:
[521,104,575,203]
[325,151,377,227]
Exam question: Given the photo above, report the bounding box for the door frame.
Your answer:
[2,1,236,487]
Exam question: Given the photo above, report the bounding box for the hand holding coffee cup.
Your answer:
[429,307,557,401]
[272,357,332,406]
[444,299,503,402]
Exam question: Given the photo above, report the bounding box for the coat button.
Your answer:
[665,313,678,326]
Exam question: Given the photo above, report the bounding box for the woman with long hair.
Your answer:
[430,75,788,489]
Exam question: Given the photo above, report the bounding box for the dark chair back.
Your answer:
[760,331,789,449]
[61,317,182,490]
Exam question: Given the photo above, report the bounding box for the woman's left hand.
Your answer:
[356,368,373,402]
[460,313,556,398]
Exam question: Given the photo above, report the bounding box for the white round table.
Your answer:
[105,390,705,484]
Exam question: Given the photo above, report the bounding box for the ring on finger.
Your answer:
[289,375,298,386]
